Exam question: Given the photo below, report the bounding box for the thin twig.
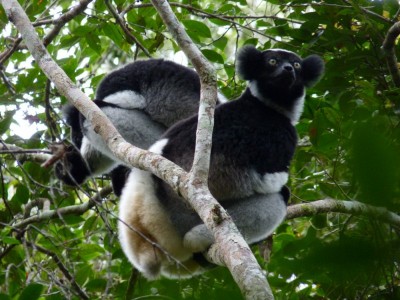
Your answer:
[104,0,151,57]
[43,79,59,141]
[12,186,112,229]
[122,2,292,45]
[27,241,89,300]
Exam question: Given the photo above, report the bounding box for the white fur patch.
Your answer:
[254,171,288,194]
[149,138,168,155]
[217,92,228,103]
[103,90,146,109]
[291,92,305,125]
[80,136,91,159]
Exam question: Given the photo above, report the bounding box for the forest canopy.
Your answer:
[1,0,400,299]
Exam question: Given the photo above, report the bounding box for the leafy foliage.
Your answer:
[1,0,400,299]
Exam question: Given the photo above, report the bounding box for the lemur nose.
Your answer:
[284,65,293,72]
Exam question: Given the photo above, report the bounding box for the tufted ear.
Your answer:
[302,55,325,87]
[236,45,265,80]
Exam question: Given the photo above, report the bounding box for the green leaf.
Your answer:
[19,283,43,300]
[183,20,211,38]
[0,293,11,300]
[86,278,107,292]
[213,36,228,51]
[0,111,14,135]
[202,49,224,64]
[79,244,105,260]
[86,33,102,54]
[351,121,399,207]
[2,236,20,245]
[102,23,124,49]
[243,38,258,46]
[11,184,30,205]
[62,215,85,225]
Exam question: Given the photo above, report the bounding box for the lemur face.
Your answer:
[262,50,302,88]
[236,45,324,90]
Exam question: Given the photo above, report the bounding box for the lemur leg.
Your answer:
[183,187,289,252]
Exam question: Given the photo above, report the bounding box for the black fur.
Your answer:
[62,105,83,149]
[301,55,325,87]
[236,45,267,80]
[54,146,91,185]
[158,90,297,200]
[110,165,131,196]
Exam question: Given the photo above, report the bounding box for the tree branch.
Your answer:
[13,186,112,229]
[0,143,52,164]
[42,0,93,47]
[287,199,400,229]
[0,0,183,188]
[382,21,400,91]
[151,1,274,299]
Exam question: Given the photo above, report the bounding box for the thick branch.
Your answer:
[382,21,400,89]
[287,199,400,229]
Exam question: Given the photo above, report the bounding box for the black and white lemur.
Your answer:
[56,45,324,279]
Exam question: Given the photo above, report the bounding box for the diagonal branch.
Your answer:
[149,0,216,186]
[151,1,274,299]
[12,186,112,229]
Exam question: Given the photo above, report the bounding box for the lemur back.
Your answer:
[56,59,225,192]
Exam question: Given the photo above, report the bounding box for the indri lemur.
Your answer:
[118,46,324,278]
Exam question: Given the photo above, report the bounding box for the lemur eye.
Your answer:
[293,62,301,69]
[268,58,277,66]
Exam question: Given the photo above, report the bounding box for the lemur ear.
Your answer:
[302,55,325,87]
[237,45,265,80]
